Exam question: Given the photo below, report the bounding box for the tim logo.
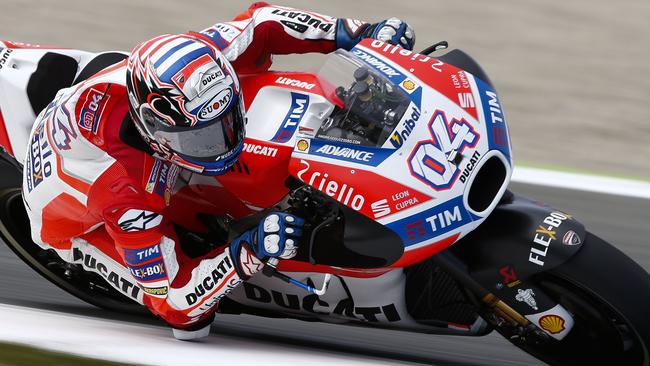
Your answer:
[408,110,479,190]
[124,244,161,266]
[271,92,309,143]
[79,88,110,133]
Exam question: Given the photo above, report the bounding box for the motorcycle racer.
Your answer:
[21,2,415,340]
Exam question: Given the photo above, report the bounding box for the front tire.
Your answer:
[498,232,650,365]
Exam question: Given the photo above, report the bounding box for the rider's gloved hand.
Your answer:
[367,18,415,50]
[229,212,304,279]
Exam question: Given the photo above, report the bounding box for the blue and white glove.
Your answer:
[336,17,415,50]
[369,18,416,50]
[229,213,304,279]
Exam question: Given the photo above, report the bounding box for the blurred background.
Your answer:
[2,0,649,179]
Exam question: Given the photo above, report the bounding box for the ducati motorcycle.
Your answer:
[0,38,649,366]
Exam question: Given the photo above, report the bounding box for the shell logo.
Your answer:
[296,139,309,152]
[164,190,172,206]
[539,315,566,334]
[401,79,416,91]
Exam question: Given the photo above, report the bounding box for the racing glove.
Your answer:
[229,212,304,279]
[368,18,416,50]
[336,17,415,51]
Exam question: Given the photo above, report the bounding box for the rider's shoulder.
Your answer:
[47,66,129,151]
[40,72,131,176]
[72,79,127,136]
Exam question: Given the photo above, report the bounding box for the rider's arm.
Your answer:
[99,181,302,338]
[101,198,241,335]
[198,2,414,72]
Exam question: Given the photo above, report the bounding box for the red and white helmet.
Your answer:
[126,34,245,175]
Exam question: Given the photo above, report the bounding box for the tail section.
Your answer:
[1,40,64,50]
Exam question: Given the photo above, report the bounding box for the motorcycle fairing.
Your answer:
[286,40,512,267]
[352,40,478,120]
[226,268,423,327]
[452,193,586,282]
[239,72,336,147]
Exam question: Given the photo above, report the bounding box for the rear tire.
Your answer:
[496,232,650,365]
[0,152,146,315]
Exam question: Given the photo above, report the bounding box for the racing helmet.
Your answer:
[126,34,245,175]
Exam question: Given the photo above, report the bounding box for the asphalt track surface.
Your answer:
[0,182,648,366]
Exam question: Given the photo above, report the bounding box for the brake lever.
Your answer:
[262,258,332,296]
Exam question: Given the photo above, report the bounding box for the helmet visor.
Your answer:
[139,101,245,160]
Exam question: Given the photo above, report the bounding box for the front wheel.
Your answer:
[496,233,650,366]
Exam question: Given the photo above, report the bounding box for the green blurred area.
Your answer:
[0,342,140,366]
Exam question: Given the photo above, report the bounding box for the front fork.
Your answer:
[436,192,585,341]
[431,250,575,341]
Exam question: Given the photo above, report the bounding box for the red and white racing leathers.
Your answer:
[22,2,371,330]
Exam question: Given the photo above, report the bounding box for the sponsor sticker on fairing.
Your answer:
[290,157,431,220]
[528,211,573,266]
[0,48,13,72]
[275,76,315,90]
[496,265,521,290]
[296,139,310,152]
[271,92,310,143]
[295,159,366,211]
[476,78,511,159]
[525,304,575,340]
[351,48,402,79]
[305,139,393,167]
[240,281,402,322]
[515,288,538,310]
[562,230,581,246]
[539,314,566,334]
[370,188,430,219]
[400,79,418,94]
[389,105,421,148]
[385,196,471,247]
[243,142,279,157]
[407,110,479,191]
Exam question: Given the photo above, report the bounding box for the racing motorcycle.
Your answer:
[0,38,649,366]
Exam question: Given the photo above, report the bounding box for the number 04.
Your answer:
[408,110,479,190]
